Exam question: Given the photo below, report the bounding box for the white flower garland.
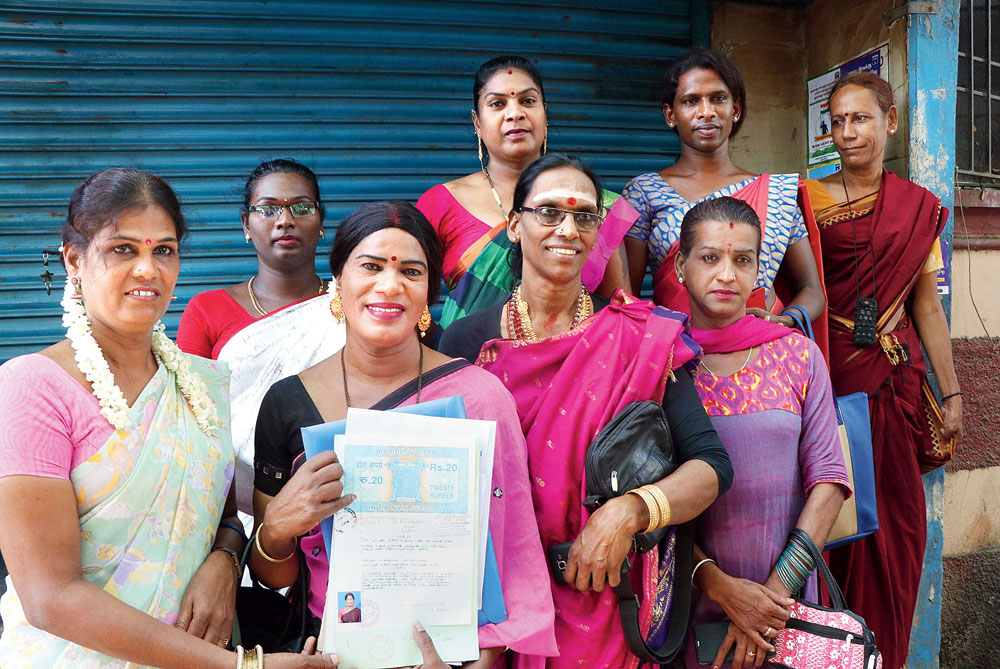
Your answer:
[61,278,220,434]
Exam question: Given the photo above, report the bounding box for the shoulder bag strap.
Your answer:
[613,520,695,665]
[781,305,815,341]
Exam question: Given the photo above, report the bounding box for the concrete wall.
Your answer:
[709,2,807,174]
[940,192,1000,669]
[806,0,909,177]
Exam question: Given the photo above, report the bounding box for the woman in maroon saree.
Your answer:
[804,72,963,669]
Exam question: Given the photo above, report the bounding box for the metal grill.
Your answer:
[957,0,1000,185]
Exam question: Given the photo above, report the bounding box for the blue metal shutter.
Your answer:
[0,0,699,362]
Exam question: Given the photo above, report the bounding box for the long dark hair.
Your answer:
[660,47,748,138]
[241,158,325,221]
[678,196,761,258]
[508,153,603,279]
[329,201,444,304]
[63,168,185,251]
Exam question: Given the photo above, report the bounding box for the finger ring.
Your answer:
[765,314,771,322]
[765,626,776,638]
[747,650,756,657]
[219,638,230,646]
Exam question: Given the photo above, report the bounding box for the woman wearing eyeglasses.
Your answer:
[417,55,636,331]
[440,154,732,668]
[178,159,346,519]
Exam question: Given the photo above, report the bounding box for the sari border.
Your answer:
[372,359,472,410]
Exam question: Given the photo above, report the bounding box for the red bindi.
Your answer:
[507,70,512,75]
[145,238,151,245]
[391,256,397,261]
[729,222,734,229]
[567,197,576,205]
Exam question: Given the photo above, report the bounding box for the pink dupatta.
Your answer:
[478,292,699,668]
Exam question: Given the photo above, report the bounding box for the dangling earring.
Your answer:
[543,122,548,155]
[319,229,325,238]
[69,275,84,302]
[476,130,487,175]
[244,231,251,243]
[330,291,345,323]
[677,274,684,284]
[40,249,56,296]
[418,306,432,338]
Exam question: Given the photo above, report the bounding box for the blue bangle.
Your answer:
[219,519,248,543]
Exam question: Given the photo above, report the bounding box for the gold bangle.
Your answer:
[627,488,659,533]
[236,645,244,669]
[642,484,672,529]
[254,525,295,563]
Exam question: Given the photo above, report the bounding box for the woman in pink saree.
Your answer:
[442,154,733,668]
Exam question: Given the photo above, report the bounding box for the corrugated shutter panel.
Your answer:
[0,0,698,362]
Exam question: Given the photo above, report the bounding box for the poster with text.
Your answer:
[807,44,889,179]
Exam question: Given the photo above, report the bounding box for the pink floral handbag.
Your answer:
[771,530,883,669]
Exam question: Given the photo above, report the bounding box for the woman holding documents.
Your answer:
[440,154,733,668]
[250,200,557,665]
[676,197,849,668]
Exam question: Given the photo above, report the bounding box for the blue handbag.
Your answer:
[781,306,878,550]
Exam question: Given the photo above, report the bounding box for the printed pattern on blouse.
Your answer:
[694,332,810,417]
[623,172,807,292]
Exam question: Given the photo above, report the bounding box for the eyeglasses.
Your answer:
[519,206,604,231]
[246,202,320,218]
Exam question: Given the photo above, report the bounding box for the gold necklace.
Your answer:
[507,283,594,341]
[482,168,508,221]
[247,275,325,317]
[700,346,755,377]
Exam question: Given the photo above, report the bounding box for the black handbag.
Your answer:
[236,527,312,653]
[582,400,695,667]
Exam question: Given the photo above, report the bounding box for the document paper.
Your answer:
[326,427,480,668]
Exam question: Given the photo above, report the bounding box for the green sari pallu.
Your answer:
[439,190,633,329]
[0,356,233,668]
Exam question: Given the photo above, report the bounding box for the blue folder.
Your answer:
[300,395,507,626]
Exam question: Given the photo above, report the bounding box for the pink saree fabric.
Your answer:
[478,292,699,668]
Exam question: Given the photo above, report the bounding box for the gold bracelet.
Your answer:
[237,644,263,669]
[626,487,659,534]
[642,484,672,529]
[254,526,295,563]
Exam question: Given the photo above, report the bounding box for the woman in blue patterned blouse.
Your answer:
[622,48,827,352]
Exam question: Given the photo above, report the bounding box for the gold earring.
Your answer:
[244,232,251,243]
[319,229,325,238]
[476,130,487,175]
[418,306,432,338]
[543,122,548,154]
[330,291,345,323]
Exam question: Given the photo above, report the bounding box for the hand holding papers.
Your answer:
[301,398,499,668]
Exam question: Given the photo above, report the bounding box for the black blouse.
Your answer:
[437,297,733,494]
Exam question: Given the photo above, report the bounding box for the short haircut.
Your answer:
[659,47,747,138]
[829,71,894,115]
